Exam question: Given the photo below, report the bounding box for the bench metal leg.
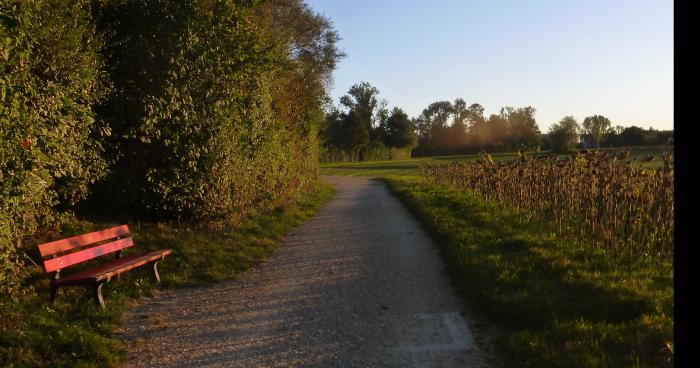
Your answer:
[93,282,106,309]
[152,260,161,284]
[49,285,58,302]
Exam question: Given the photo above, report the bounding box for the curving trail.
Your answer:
[119,176,495,367]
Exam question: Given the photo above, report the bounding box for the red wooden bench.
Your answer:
[37,224,172,308]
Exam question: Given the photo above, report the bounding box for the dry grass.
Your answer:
[419,149,674,260]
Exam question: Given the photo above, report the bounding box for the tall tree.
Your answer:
[619,126,648,146]
[339,82,386,135]
[465,103,486,149]
[548,116,580,152]
[337,110,370,150]
[323,107,344,148]
[468,103,486,121]
[384,107,416,148]
[450,98,469,150]
[415,100,454,152]
[485,113,508,150]
[582,115,612,148]
[501,106,540,149]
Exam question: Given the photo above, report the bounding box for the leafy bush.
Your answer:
[0,0,107,295]
[89,0,339,221]
[1,0,341,294]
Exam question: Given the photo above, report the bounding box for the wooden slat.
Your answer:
[52,249,173,286]
[42,238,134,273]
[38,225,130,257]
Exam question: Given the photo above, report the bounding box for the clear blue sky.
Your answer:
[305,0,673,131]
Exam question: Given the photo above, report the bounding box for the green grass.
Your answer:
[0,183,334,368]
[321,152,673,368]
[320,146,672,177]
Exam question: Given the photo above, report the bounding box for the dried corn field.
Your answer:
[419,150,674,259]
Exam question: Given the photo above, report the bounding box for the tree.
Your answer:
[449,98,469,150]
[465,103,487,150]
[323,107,344,148]
[582,115,612,148]
[337,110,370,149]
[502,106,540,150]
[619,126,648,146]
[339,82,386,134]
[372,102,390,142]
[324,109,369,150]
[384,107,416,148]
[415,100,454,153]
[548,116,580,152]
[485,114,508,150]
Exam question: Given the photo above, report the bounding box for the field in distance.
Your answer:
[320,144,674,367]
[320,146,672,178]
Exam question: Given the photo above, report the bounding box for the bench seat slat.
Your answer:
[52,249,173,287]
[43,238,135,273]
[38,225,130,257]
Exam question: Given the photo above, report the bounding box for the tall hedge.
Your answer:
[89,0,340,221]
[0,0,340,294]
[0,0,107,295]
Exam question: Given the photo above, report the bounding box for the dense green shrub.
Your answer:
[0,0,340,294]
[88,0,340,221]
[0,0,107,295]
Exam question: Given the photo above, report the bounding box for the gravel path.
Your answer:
[119,176,496,367]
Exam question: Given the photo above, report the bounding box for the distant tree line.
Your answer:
[321,82,416,162]
[413,100,540,156]
[322,83,672,159]
[544,115,673,152]
[322,84,542,158]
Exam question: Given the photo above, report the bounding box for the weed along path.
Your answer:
[120,176,495,367]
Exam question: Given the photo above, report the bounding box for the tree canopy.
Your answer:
[582,115,612,148]
[321,82,413,161]
[412,100,541,156]
[548,116,580,152]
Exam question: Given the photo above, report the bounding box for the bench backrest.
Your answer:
[38,225,133,273]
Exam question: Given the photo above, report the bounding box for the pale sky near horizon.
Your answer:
[305,0,673,132]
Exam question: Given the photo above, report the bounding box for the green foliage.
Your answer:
[548,116,580,152]
[88,0,339,221]
[1,0,342,364]
[618,126,649,146]
[582,114,612,148]
[0,0,107,295]
[0,183,333,367]
[382,107,416,148]
[338,82,384,135]
[500,105,540,149]
[602,125,673,148]
[325,110,370,150]
[413,100,541,156]
[323,82,416,162]
[319,144,411,163]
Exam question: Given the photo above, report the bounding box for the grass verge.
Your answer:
[0,183,334,368]
[382,177,673,368]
